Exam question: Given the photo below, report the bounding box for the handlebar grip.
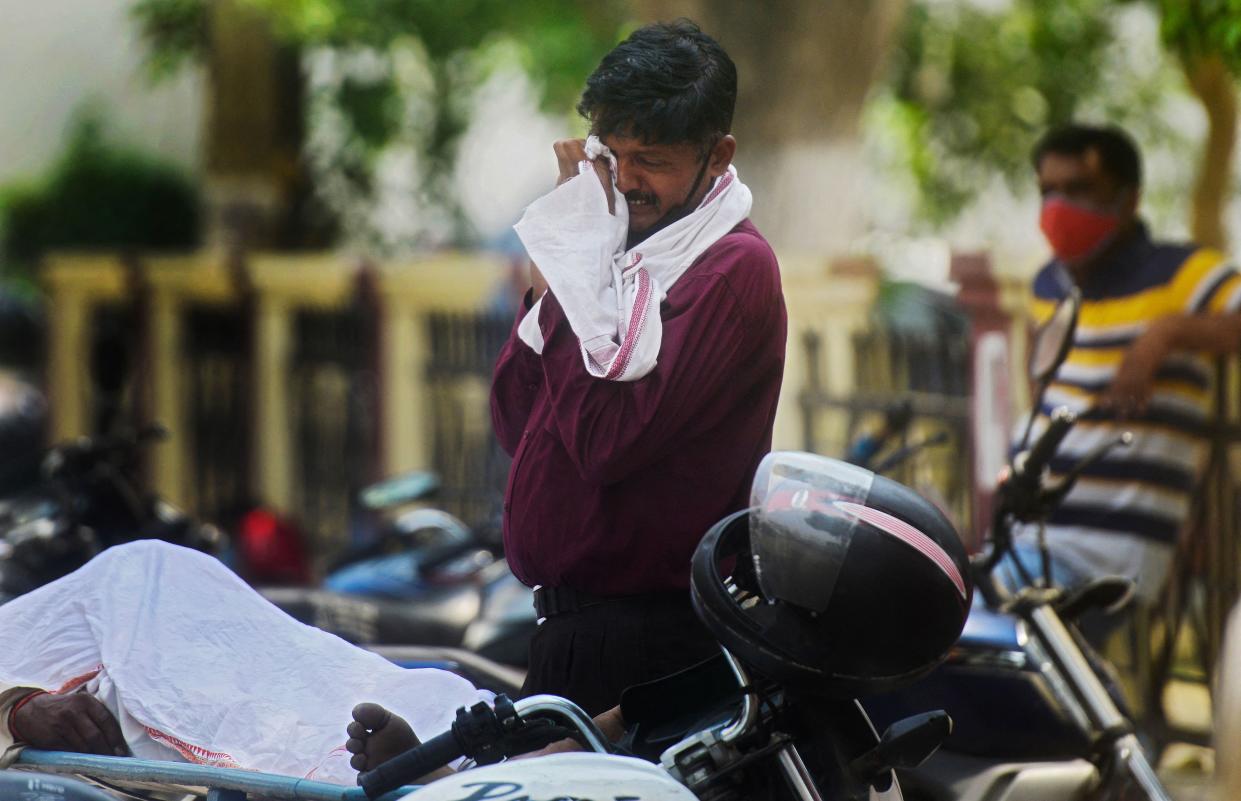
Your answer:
[359,728,464,799]
[1019,407,1076,481]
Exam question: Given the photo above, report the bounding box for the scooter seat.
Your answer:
[957,594,1021,652]
[262,585,481,646]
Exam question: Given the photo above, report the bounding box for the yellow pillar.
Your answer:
[42,255,129,441]
[47,288,89,442]
[383,308,427,476]
[255,295,293,512]
[775,254,879,453]
[377,253,506,476]
[148,289,187,506]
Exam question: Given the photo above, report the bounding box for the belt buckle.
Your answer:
[533,584,549,624]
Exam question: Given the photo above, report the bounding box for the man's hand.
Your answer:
[530,262,548,299]
[552,138,615,214]
[1099,319,1173,418]
[510,705,626,762]
[11,692,128,757]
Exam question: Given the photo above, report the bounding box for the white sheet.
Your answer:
[0,541,486,784]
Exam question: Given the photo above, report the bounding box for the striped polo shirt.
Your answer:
[1021,222,1241,599]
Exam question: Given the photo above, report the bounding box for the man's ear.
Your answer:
[709,135,737,178]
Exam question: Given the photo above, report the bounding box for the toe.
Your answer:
[347,722,368,739]
[351,753,367,772]
[352,703,391,731]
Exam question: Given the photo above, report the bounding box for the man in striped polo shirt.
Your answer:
[1013,124,1241,636]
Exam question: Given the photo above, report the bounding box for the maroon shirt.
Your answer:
[491,219,786,596]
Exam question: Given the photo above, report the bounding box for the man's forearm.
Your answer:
[1158,312,1241,355]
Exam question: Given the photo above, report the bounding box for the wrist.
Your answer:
[1145,316,1180,353]
[8,690,47,742]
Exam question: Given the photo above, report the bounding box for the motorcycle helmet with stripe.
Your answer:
[691,452,972,695]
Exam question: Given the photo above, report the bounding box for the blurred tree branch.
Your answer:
[1158,0,1241,249]
[131,0,629,247]
[877,0,1241,249]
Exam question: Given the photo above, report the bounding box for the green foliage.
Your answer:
[1158,0,1241,68]
[0,113,201,276]
[875,0,1120,225]
[873,0,1241,230]
[130,0,210,80]
[245,0,625,107]
[130,0,627,247]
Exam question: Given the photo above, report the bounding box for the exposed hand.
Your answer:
[510,705,626,762]
[530,261,548,299]
[552,138,615,214]
[12,692,128,757]
[1099,320,1172,418]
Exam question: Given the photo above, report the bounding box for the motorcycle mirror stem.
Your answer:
[1018,288,1082,452]
[1040,431,1134,510]
[849,710,952,787]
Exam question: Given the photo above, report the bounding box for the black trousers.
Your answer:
[520,594,720,717]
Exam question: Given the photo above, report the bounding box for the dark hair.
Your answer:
[577,19,736,151]
[1031,124,1142,189]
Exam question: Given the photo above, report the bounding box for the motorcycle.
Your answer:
[0,423,227,601]
[865,288,1173,801]
[350,444,982,801]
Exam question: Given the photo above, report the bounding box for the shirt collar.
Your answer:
[1054,219,1152,297]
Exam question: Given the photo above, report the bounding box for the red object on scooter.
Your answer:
[236,508,311,585]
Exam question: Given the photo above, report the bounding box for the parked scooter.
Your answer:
[866,289,1173,801]
[261,474,536,667]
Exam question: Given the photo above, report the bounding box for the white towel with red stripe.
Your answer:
[514,136,752,382]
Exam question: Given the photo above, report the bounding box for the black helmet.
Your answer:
[691,452,971,696]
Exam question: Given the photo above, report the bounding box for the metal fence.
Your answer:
[799,312,974,536]
[182,305,253,525]
[288,296,380,563]
[425,310,513,538]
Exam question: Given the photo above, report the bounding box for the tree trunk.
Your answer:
[204,0,306,248]
[630,0,906,261]
[1182,54,1236,251]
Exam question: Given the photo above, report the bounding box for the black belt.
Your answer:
[532,585,613,619]
[532,585,690,619]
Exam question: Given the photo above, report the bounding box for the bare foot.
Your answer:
[345,702,419,773]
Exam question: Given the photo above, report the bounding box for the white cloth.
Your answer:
[0,540,487,784]
[514,136,752,382]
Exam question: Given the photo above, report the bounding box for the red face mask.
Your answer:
[1039,195,1120,263]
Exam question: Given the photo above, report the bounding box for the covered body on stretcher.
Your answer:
[0,541,488,784]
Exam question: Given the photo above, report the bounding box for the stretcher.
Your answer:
[10,750,420,800]
[6,695,609,801]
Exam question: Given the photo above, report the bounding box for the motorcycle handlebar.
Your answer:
[1044,431,1133,507]
[1016,407,1075,483]
[45,425,169,477]
[359,727,464,799]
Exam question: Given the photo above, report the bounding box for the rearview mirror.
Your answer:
[1028,289,1081,385]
